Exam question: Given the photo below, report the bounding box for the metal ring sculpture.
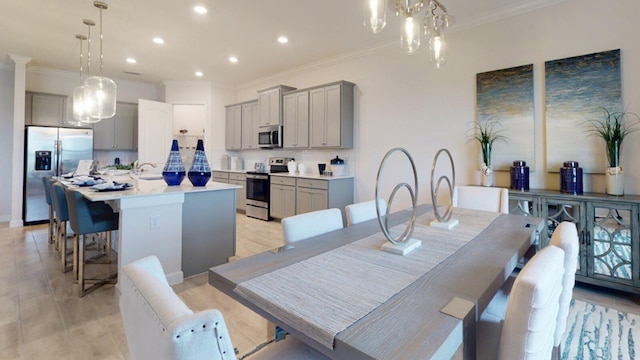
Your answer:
[430,148,456,223]
[375,148,419,245]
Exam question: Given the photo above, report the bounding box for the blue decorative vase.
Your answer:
[162,140,186,186]
[188,139,211,186]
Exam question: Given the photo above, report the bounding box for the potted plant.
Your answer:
[469,118,508,186]
[586,107,640,195]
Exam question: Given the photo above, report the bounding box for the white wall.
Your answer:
[0,66,15,221]
[231,0,640,209]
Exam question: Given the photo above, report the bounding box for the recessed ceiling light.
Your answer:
[194,5,208,14]
[228,56,238,63]
[278,36,289,44]
[126,58,137,64]
[153,37,165,44]
[195,71,204,77]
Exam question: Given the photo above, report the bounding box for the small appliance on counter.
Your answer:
[245,157,294,221]
[330,156,345,176]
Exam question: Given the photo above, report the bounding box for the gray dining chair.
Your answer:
[452,185,509,214]
[476,245,565,359]
[120,255,329,360]
[345,199,387,227]
[282,208,343,244]
[50,182,72,272]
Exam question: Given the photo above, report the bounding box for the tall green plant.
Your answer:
[469,118,508,167]
[586,108,640,167]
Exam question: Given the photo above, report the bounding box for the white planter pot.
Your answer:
[480,166,494,187]
[605,167,624,195]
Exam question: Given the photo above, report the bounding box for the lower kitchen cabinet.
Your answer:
[270,176,297,219]
[296,177,353,223]
[212,171,229,183]
[229,173,246,212]
[508,189,640,294]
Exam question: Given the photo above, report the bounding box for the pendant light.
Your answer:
[72,20,94,123]
[363,0,453,66]
[363,0,386,34]
[83,1,116,121]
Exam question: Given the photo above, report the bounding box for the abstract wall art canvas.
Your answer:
[545,49,621,173]
[476,64,535,171]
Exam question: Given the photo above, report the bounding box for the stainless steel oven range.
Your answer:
[245,157,293,221]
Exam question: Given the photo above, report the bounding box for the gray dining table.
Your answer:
[208,204,544,359]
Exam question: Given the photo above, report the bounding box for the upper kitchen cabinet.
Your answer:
[25,92,66,127]
[94,102,138,150]
[225,104,242,150]
[309,81,355,148]
[283,91,309,149]
[258,85,296,127]
[241,100,259,150]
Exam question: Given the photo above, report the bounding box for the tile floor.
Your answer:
[1,214,639,359]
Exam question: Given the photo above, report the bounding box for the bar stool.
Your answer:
[65,188,119,297]
[51,182,73,272]
[42,177,57,245]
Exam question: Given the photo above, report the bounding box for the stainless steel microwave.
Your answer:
[258,125,282,148]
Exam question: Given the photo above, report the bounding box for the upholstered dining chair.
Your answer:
[42,176,56,245]
[476,245,565,359]
[345,199,387,227]
[282,208,344,244]
[120,255,329,360]
[452,185,509,214]
[481,221,579,360]
[65,188,119,297]
[548,222,580,360]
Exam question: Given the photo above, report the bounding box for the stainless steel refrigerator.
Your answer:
[23,126,93,224]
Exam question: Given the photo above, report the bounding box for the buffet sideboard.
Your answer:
[509,189,640,294]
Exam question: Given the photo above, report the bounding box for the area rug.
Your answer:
[562,299,640,359]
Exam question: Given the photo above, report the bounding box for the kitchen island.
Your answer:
[72,177,240,284]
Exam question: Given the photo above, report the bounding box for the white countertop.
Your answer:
[70,176,240,202]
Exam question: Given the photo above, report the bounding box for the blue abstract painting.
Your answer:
[476,64,534,171]
[545,49,621,173]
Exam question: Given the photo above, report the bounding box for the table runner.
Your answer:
[235,208,500,349]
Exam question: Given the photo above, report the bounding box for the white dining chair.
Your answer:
[476,245,565,359]
[481,221,579,358]
[548,222,580,360]
[281,208,344,244]
[345,199,387,227]
[120,255,328,360]
[452,185,509,214]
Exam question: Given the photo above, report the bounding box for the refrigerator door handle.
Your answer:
[54,139,60,176]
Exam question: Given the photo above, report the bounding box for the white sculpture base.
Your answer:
[430,218,459,230]
[381,238,422,256]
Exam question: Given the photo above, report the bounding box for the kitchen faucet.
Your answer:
[133,160,157,171]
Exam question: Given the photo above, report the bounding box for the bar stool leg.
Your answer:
[48,207,55,244]
[78,234,85,296]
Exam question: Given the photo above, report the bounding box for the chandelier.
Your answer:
[83,1,117,121]
[363,0,453,68]
[71,20,94,123]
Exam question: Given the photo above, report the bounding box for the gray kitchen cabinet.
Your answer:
[93,102,138,150]
[309,81,354,148]
[258,85,296,127]
[296,177,354,223]
[26,92,66,126]
[241,100,259,150]
[225,104,242,150]
[283,91,309,148]
[270,176,297,219]
[212,171,229,183]
[229,173,247,212]
[508,189,640,294]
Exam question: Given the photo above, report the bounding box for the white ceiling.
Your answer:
[0,0,566,88]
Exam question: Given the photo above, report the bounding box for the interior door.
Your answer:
[138,99,173,166]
